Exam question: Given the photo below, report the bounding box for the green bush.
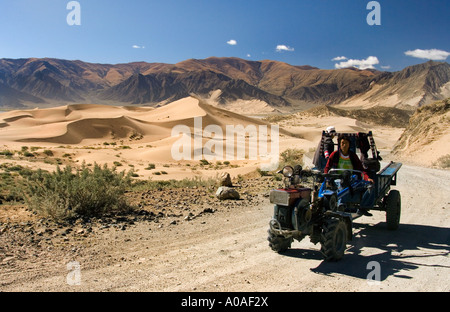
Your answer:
[199,159,210,166]
[0,150,14,157]
[22,163,134,222]
[145,163,156,170]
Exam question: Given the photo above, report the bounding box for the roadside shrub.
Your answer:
[132,176,218,191]
[22,163,134,222]
[256,168,270,176]
[435,154,450,169]
[278,148,304,169]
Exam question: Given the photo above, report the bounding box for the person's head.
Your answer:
[338,134,351,155]
[326,126,336,137]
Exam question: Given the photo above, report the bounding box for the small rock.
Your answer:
[220,172,233,187]
[184,213,195,221]
[2,256,15,263]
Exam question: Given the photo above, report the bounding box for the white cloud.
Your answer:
[227,39,237,46]
[332,56,347,61]
[334,56,380,70]
[132,45,145,49]
[276,45,294,52]
[381,65,391,70]
[404,49,450,61]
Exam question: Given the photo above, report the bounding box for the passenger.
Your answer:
[323,126,336,160]
[312,126,337,171]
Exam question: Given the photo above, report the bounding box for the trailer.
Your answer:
[321,160,402,229]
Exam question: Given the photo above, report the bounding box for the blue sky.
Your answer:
[0,0,449,71]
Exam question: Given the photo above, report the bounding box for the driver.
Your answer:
[324,134,374,183]
[324,134,375,216]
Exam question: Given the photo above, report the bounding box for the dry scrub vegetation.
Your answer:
[0,162,220,224]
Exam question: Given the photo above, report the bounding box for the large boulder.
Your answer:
[215,186,240,200]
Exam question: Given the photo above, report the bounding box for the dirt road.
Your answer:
[1,161,449,292]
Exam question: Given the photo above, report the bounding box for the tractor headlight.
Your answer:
[282,166,294,178]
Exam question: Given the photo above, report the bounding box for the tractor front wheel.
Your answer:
[267,230,293,253]
[320,218,348,261]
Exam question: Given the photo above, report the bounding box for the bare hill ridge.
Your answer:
[392,97,450,166]
[1,57,448,112]
[296,105,413,128]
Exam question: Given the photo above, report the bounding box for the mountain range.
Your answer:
[0,57,449,112]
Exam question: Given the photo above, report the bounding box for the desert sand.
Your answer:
[0,97,260,179]
[0,97,293,180]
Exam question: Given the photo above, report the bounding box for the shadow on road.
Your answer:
[286,222,450,281]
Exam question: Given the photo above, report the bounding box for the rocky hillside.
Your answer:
[392,98,450,166]
[339,61,450,111]
[99,70,289,107]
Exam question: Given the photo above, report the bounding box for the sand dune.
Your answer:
[0,97,281,144]
[0,97,294,179]
[0,99,188,143]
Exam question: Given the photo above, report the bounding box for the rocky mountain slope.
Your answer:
[0,57,448,112]
[339,61,450,110]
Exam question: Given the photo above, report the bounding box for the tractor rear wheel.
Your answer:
[385,190,401,230]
